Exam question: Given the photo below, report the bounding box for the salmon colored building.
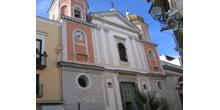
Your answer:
[36,0,182,110]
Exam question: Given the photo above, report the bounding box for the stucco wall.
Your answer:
[36,17,62,102]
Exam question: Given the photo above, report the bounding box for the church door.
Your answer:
[120,82,138,110]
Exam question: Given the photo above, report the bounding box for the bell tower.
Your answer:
[126,11,151,41]
[48,0,89,21]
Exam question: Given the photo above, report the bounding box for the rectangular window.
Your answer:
[36,32,47,69]
[36,74,39,96]
[36,39,42,57]
[36,39,42,67]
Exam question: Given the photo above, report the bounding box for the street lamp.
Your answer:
[148,4,168,24]
[149,5,163,20]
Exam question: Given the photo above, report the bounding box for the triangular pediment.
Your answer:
[91,11,139,31]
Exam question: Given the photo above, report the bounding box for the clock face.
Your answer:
[74,31,83,41]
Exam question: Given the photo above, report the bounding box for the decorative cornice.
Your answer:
[145,73,168,78]
[90,11,140,30]
[58,61,105,71]
[58,15,98,28]
[128,36,133,40]
[37,16,61,26]
[114,35,127,41]
[103,28,109,32]
[91,16,140,34]
[58,61,168,77]
[162,65,183,73]
[36,31,47,36]
[115,69,139,75]
[36,100,64,104]
[140,39,158,46]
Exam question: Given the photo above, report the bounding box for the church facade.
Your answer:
[36,0,181,110]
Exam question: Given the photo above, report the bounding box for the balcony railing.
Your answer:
[36,51,47,69]
[36,84,43,98]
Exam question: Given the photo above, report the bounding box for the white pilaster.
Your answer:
[130,38,138,68]
[105,78,117,110]
[113,73,123,110]
[109,31,119,66]
[127,36,135,68]
[133,39,142,69]
[92,28,100,64]
[96,29,105,64]
[140,43,147,70]
[104,29,114,65]
[61,20,68,61]
[101,28,109,64]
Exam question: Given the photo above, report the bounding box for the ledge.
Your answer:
[140,39,158,46]
[162,65,183,73]
[57,61,104,71]
[145,73,168,78]
[36,100,64,104]
[58,15,98,28]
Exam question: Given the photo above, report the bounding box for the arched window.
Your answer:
[74,7,81,19]
[61,5,68,15]
[118,43,128,62]
[73,30,88,62]
[149,49,155,60]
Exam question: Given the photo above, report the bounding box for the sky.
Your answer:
[36,0,180,58]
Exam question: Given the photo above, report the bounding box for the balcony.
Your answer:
[36,51,47,69]
[36,84,43,98]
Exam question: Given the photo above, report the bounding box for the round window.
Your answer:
[157,81,163,90]
[77,74,90,89]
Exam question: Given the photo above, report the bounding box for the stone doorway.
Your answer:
[120,82,138,110]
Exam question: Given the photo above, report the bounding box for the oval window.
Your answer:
[76,74,91,89]
[157,81,163,90]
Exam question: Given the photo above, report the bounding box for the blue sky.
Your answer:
[36,0,179,58]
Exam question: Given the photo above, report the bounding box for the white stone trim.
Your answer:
[133,40,142,69]
[93,29,101,63]
[96,22,138,38]
[91,11,139,30]
[96,29,105,63]
[105,29,114,65]
[61,20,68,61]
[140,43,148,70]
[137,42,144,69]
[101,29,109,64]
[113,73,123,110]
[92,16,139,33]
